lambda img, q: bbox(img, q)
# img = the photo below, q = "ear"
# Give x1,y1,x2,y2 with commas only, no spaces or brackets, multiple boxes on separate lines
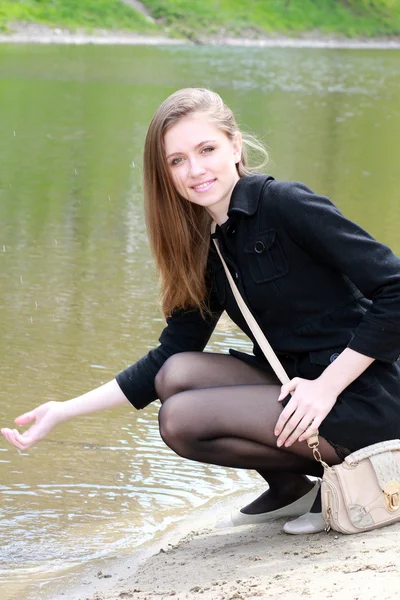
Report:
232,131,243,164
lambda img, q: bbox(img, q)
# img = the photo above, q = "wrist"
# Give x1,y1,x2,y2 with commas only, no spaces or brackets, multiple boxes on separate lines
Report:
60,398,82,422
316,371,344,397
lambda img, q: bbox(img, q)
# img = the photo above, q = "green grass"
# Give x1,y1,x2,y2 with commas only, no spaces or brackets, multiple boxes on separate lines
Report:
1,0,399,37
142,0,400,38
0,0,156,32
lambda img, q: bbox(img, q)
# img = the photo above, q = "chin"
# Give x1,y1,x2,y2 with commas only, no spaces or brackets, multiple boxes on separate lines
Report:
194,195,221,207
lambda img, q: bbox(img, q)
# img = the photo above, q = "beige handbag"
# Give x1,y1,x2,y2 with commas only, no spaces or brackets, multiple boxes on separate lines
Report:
212,224,400,534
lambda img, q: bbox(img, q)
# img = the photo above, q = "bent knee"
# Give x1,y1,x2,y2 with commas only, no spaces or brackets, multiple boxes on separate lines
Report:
158,395,193,455
155,353,194,402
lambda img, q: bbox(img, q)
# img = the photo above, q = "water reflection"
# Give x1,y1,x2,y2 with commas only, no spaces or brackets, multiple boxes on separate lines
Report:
0,43,399,599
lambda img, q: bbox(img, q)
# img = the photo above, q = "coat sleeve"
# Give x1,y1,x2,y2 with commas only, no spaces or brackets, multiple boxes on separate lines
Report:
271,180,400,363
115,280,224,410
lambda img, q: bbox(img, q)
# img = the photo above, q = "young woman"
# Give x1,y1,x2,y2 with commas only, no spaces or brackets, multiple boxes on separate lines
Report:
3,88,400,535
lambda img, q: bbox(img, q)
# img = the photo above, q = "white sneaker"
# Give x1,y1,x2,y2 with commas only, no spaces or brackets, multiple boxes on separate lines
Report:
216,481,320,529
283,511,326,535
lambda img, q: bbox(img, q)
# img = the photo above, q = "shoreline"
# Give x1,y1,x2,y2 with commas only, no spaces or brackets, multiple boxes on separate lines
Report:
50,487,400,600
1,24,400,48
23,481,400,600
41,489,263,600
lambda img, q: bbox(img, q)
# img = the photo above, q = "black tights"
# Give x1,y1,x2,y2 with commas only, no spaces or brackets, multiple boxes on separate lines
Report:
155,352,342,514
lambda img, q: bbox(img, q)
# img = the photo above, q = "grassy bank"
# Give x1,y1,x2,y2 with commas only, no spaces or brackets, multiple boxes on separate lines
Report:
1,0,400,38
144,0,400,38
0,0,156,33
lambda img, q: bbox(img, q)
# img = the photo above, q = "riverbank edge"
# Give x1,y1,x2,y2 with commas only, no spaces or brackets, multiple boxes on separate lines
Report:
38,480,400,600
71,488,400,600
43,488,262,600
1,23,400,48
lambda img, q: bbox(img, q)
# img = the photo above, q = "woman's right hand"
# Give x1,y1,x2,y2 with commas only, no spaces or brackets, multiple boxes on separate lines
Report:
2,380,129,451
1,401,66,450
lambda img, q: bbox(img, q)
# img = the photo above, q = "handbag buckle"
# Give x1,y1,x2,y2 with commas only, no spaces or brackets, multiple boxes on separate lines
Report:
307,432,330,469
384,480,400,512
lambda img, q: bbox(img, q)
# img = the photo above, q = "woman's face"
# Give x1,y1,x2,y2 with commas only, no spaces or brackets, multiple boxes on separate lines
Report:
164,112,242,223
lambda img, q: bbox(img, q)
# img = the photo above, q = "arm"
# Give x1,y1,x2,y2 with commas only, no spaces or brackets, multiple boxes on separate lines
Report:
115,268,224,408
2,267,223,450
317,347,375,397
1,379,128,451
272,181,400,446
274,180,400,362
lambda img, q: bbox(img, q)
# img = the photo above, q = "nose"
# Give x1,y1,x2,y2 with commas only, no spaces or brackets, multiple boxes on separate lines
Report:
189,157,206,177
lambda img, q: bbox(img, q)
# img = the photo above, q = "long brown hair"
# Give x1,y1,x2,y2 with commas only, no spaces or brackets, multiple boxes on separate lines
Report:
143,88,268,317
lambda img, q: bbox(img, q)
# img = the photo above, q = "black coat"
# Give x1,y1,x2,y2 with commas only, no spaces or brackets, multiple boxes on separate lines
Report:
117,175,400,449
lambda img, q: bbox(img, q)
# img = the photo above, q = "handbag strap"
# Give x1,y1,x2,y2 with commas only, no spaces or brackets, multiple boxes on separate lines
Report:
211,222,290,386
211,221,324,461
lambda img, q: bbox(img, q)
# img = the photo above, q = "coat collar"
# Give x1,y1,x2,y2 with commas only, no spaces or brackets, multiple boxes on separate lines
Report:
228,173,274,217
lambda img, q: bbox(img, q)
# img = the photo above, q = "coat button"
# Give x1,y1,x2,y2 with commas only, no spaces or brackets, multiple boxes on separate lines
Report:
225,224,236,235
254,241,266,253
330,353,340,363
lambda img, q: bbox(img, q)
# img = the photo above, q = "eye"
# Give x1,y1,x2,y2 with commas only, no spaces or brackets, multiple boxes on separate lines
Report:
170,157,184,166
201,146,215,154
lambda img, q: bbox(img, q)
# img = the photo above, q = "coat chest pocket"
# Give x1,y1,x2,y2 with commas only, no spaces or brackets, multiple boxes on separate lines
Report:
244,229,288,284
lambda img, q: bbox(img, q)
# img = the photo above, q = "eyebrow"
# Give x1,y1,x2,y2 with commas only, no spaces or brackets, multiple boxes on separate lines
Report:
166,140,217,160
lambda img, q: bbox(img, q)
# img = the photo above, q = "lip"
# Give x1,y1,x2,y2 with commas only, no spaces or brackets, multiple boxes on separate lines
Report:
191,179,216,193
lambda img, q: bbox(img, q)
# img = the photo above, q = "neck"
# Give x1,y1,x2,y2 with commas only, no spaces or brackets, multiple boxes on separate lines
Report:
206,206,229,226
206,176,239,225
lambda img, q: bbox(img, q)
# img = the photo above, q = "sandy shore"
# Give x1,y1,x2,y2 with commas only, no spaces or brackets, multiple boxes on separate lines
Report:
47,489,400,600
111,523,400,600
1,23,400,48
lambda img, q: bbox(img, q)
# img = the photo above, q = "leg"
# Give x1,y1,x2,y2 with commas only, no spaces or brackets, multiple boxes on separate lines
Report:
155,353,315,512
155,351,278,403
158,383,339,473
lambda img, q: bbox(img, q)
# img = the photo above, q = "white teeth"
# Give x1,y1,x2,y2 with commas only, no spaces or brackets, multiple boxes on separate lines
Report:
193,180,213,190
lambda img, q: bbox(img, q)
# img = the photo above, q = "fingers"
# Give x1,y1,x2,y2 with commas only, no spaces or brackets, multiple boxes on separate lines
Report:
275,377,337,448
274,377,321,447
1,427,30,450
14,410,37,426
2,410,37,450
274,393,299,439
278,378,300,402
281,415,321,448
275,379,303,438
1,426,35,450
275,399,322,447
275,403,305,447
298,417,322,443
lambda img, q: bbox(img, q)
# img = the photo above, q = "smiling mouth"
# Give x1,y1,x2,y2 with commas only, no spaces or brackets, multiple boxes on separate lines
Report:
191,179,216,192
